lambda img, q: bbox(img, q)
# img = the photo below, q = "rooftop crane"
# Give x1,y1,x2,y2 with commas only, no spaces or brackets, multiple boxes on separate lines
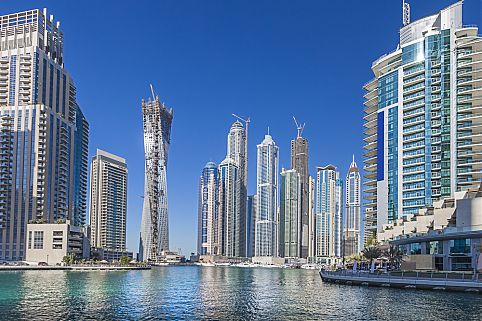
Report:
293,116,305,138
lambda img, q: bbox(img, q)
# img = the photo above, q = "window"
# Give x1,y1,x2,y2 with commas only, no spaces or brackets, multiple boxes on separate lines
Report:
410,242,422,255
52,244,62,250
33,231,43,249
449,239,471,254
28,231,32,249
53,231,63,236
427,241,442,255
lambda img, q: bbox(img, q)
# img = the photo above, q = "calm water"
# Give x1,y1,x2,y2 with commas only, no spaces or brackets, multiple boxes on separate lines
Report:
0,266,481,320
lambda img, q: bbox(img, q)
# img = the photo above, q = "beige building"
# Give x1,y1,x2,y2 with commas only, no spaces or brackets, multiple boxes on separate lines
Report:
89,149,128,252
25,221,90,265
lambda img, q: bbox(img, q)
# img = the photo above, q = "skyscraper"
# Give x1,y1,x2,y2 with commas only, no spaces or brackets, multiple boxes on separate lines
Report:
254,134,279,257
279,168,301,258
89,149,128,252
218,157,239,257
0,9,89,261
72,105,89,227
345,156,361,257
307,175,316,259
246,194,257,258
290,122,309,258
363,1,482,242
226,120,248,257
315,165,343,259
197,162,220,256
139,95,173,262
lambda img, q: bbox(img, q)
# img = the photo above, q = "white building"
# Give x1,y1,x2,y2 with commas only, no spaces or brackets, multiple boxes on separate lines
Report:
363,1,482,243
254,134,279,257
219,157,240,257
345,156,361,256
316,165,343,259
308,175,316,259
89,149,128,252
139,96,173,262
0,9,89,261
25,221,90,265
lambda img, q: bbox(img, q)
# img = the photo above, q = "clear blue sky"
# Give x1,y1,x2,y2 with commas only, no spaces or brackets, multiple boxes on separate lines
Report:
3,0,481,255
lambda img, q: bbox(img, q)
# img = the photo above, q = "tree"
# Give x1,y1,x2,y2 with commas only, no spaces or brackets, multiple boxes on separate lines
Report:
383,245,405,271
62,255,74,265
366,236,379,247
362,246,382,267
120,256,130,265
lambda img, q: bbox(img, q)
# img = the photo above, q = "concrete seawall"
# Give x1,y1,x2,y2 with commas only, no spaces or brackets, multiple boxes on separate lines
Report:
320,271,482,293
0,265,151,271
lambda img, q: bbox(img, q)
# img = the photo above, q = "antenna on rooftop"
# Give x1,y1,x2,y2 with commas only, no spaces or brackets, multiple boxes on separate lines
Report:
293,116,305,138
150,83,156,101
403,0,410,26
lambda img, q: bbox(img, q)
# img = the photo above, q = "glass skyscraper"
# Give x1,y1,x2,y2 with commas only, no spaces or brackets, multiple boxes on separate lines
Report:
0,9,89,261
279,168,301,258
363,1,482,242
254,134,279,257
139,96,173,262
246,194,257,258
197,161,220,256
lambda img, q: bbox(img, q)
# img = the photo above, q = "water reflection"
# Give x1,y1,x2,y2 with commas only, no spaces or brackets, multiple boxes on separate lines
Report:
0,267,481,320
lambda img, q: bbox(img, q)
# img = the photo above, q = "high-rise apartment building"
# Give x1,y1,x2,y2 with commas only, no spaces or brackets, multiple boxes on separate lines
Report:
72,105,89,227
307,175,316,258
279,168,301,258
139,96,173,261
197,162,220,256
89,149,127,252
315,165,343,259
225,120,248,257
246,194,257,258
345,156,361,256
218,157,239,257
254,134,279,257
290,125,309,258
0,9,89,261
363,1,482,241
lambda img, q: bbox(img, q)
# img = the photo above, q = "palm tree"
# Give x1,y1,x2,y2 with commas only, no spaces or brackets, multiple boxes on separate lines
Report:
383,245,405,271
362,246,382,270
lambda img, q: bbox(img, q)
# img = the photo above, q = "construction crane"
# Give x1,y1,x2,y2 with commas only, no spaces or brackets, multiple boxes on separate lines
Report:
150,83,157,101
293,116,305,138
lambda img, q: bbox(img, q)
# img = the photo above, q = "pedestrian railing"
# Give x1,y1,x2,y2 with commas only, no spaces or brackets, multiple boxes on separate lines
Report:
321,270,482,283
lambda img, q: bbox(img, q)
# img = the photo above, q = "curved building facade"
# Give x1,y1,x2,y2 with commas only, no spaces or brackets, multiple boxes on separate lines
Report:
139,96,173,262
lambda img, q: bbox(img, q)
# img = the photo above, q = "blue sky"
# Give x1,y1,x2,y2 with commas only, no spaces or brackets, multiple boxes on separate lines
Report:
4,0,481,255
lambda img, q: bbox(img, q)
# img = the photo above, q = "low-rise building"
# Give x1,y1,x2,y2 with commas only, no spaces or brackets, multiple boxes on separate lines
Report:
25,221,90,265
93,248,133,262
379,186,482,272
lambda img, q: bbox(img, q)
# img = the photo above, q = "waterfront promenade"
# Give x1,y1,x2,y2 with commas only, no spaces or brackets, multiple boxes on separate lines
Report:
0,265,150,271
320,270,482,293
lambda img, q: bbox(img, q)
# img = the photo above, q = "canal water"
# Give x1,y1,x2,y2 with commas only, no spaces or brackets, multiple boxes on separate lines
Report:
0,266,480,320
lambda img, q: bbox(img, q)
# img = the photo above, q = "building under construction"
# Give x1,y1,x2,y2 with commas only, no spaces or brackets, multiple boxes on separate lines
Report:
139,92,173,262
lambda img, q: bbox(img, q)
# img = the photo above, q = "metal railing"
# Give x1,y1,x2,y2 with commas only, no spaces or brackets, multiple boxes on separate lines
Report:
321,270,482,282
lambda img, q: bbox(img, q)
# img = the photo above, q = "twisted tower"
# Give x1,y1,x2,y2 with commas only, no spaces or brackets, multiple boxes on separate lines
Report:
139,94,173,262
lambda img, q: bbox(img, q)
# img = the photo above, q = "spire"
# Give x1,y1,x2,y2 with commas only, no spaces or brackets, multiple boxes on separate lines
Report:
403,0,410,26
349,155,358,170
